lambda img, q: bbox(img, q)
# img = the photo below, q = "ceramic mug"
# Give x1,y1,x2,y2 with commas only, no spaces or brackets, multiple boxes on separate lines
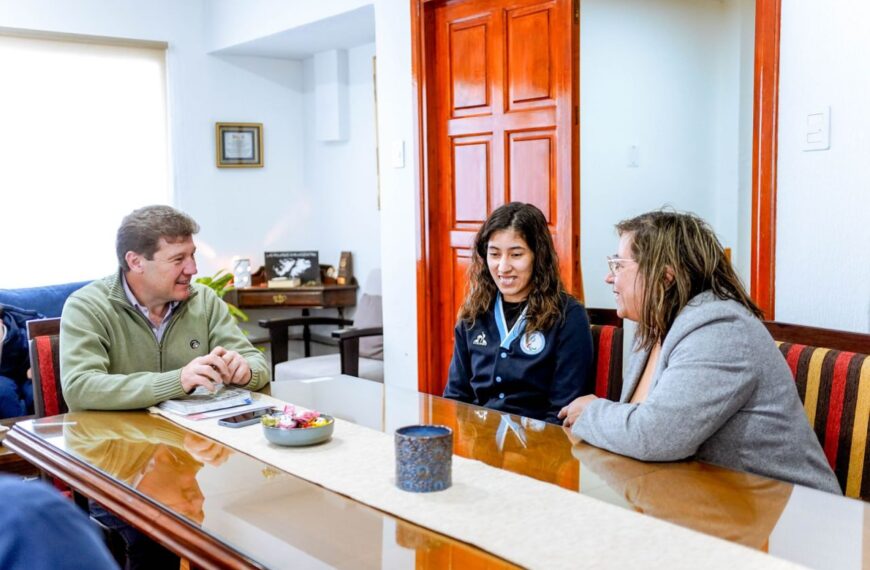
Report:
394,424,453,492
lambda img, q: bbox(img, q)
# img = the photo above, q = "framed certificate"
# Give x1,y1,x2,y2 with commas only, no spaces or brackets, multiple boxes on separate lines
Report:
216,122,263,168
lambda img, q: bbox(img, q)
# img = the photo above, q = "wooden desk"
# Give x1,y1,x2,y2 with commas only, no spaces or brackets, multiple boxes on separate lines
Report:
227,284,358,358
225,284,357,319
5,383,868,569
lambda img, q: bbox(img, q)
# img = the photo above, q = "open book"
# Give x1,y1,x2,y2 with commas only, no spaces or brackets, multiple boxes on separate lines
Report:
157,386,251,416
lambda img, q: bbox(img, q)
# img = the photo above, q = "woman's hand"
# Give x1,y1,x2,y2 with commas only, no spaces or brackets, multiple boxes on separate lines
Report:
558,395,599,428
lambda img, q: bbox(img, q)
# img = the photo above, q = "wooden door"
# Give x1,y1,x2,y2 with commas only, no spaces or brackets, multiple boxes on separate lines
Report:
416,0,581,395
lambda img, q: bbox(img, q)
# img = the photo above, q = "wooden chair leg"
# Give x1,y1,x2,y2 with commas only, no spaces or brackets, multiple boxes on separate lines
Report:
301,309,312,357
266,326,289,379
73,489,89,512
339,337,361,377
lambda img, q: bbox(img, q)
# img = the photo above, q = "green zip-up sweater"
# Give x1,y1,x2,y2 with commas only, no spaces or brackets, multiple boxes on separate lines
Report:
60,272,269,411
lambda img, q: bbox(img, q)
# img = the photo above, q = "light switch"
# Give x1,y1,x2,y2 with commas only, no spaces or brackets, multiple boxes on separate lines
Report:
391,140,405,169
802,106,831,151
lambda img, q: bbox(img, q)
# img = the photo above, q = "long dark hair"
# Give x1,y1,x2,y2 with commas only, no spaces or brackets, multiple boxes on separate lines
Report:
458,202,567,333
616,210,763,351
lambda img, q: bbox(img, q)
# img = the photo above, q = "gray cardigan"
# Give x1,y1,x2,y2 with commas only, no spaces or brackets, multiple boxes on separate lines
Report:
573,291,841,494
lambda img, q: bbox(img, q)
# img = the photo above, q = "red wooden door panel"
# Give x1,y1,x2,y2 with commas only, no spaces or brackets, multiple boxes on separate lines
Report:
421,0,580,395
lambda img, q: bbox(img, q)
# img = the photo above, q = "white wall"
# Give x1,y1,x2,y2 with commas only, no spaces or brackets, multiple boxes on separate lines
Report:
776,0,870,333
732,0,756,289
205,0,371,53
370,1,419,390
182,54,305,276
0,0,307,281
1,0,410,386
579,0,755,309
302,43,381,296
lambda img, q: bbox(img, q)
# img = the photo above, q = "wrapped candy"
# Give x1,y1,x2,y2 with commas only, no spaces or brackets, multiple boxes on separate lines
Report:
262,405,326,430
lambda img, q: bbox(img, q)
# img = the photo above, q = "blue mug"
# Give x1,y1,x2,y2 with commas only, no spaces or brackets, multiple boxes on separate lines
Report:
395,425,453,492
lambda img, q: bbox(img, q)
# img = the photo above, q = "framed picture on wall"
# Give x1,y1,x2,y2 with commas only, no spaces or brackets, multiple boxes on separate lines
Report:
216,122,263,168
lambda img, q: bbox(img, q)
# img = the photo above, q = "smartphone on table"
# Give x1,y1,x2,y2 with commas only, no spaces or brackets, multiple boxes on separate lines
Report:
218,408,276,428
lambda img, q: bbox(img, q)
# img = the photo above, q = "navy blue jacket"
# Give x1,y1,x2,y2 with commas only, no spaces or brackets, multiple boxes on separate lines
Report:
444,294,593,423
0,305,42,383
0,476,118,569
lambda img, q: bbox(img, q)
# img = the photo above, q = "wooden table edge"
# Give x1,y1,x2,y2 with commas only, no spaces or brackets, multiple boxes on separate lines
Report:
4,423,266,570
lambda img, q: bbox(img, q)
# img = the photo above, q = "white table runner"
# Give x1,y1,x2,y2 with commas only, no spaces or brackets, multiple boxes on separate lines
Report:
152,394,802,570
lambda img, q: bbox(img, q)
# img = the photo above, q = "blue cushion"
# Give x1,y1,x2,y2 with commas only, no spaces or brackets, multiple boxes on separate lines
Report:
0,281,91,318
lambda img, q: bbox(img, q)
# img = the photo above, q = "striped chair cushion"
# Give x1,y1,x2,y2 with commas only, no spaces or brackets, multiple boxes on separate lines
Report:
776,341,870,499
29,334,68,418
591,325,624,401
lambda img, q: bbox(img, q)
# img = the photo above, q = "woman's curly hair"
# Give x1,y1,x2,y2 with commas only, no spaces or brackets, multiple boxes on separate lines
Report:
458,202,568,334
617,210,762,351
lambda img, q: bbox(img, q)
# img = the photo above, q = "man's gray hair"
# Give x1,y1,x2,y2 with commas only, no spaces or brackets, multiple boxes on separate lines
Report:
116,205,200,271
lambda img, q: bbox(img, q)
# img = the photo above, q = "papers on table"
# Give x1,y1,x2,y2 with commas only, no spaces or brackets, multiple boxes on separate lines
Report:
157,386,251,416
185,401,276,421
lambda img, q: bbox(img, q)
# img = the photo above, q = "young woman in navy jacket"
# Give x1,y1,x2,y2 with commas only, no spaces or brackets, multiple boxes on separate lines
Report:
443,202,594,424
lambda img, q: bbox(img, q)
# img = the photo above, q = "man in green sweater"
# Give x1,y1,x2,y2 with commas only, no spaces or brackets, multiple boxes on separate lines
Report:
61,205,270,412
61,205,269,568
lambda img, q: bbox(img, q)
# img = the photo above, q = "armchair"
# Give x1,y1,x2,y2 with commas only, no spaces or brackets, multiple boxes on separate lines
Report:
0,280,90,418
260,270,384,382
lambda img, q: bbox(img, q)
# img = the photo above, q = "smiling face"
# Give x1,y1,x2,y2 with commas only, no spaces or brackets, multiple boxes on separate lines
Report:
487,229,534,302
126,235,197,308
606,232,643,321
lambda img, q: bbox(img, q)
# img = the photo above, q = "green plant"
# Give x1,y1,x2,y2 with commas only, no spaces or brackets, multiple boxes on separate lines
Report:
195,270,249,323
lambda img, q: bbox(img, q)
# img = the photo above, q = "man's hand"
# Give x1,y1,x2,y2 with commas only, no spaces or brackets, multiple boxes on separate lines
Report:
212,346,252,386
558,395,599,428
180,352,230,393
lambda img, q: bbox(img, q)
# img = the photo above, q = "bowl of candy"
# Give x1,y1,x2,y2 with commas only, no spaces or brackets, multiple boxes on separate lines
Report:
261,405,334,447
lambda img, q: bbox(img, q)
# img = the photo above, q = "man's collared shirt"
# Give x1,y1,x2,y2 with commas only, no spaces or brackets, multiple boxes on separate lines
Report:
121,275,179,342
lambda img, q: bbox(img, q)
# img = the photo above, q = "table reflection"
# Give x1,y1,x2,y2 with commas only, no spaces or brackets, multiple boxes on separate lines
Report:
573,444,793,549
28,411,516,569
423,397,580,490
62,412,231,524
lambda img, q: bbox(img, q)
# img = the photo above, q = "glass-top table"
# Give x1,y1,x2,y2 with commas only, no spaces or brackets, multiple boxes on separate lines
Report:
5,376,868,569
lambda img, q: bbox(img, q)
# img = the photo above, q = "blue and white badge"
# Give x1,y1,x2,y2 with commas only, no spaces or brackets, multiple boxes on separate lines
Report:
520,331,545,355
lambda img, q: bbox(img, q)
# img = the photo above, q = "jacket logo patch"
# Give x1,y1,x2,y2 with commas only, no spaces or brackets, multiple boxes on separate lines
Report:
472,332,488,347
190,339,201,349
520,331,545,355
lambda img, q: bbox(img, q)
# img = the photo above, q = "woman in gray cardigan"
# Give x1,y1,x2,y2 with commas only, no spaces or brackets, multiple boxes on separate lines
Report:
559,211,840,494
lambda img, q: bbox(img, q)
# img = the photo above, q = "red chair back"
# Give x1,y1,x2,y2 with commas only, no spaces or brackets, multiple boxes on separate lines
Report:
26,318,67,418
590,324,624,401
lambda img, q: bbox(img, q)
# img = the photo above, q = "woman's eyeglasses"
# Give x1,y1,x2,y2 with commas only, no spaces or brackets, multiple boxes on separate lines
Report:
606,256,636,276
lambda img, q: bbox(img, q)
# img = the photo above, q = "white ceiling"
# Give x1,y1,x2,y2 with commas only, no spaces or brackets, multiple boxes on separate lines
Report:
213,5,375,60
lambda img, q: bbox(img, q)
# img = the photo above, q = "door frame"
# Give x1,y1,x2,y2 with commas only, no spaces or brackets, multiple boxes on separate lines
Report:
411,0,781,392
750,0,781,320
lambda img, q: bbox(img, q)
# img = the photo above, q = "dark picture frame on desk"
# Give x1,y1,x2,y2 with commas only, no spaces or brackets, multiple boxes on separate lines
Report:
215,122,263,168
265,251,321,287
